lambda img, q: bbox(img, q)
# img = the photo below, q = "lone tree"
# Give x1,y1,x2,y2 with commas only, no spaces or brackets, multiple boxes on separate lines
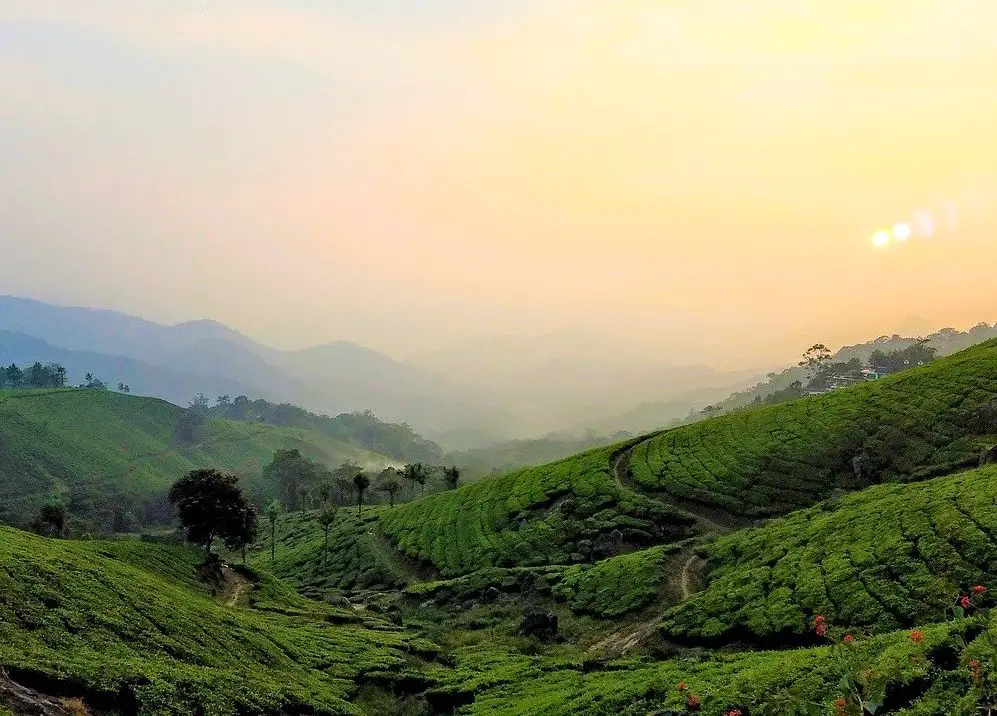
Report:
443,465,461,491
378,469,403,508
168,469,256,558
353,472,371,516
35,500,67,537
316,507,337,557
799,343,832,387
263,499,282,563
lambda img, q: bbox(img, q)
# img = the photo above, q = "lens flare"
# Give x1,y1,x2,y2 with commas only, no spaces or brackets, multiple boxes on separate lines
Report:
892,223,911,241
871,229,891,247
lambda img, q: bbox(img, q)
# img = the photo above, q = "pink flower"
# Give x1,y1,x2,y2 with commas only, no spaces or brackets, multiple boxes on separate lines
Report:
960,595,972,609
973,585,987,595
814,614,827,637
843,634,854,644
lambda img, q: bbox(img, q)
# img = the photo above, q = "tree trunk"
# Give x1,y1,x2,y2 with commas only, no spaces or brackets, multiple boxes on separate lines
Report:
270,523,276,563
389,493,395,508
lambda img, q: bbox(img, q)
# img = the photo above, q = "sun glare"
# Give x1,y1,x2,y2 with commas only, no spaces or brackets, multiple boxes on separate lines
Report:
892,223,912,241
871,229,891,248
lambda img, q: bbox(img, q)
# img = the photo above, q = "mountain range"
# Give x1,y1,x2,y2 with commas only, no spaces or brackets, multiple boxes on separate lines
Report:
0,295,763,446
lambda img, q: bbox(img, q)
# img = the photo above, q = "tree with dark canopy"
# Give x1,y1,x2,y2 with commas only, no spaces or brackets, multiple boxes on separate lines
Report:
378,468,403,507
34,501,67,537
443,465,461,491
353,472,371,516
168,469,257,558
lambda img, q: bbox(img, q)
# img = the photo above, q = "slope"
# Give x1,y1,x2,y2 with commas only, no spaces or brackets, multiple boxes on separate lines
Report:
379,443,697,577
0,527,430,716
0,388,392,525
624,338,997,517
660,462,997,644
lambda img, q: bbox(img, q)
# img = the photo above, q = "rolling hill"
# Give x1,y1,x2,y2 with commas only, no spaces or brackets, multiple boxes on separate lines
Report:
0,528,432,715
0,388,392,528
660,462,997,645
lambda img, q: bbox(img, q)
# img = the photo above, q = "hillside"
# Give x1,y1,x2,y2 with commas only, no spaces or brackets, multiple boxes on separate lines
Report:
659,462,997,645
0,528,432,715
621,338,997,518
0,389,392,528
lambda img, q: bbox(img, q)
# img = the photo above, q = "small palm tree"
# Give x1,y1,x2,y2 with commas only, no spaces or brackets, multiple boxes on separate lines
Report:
264,499,282,563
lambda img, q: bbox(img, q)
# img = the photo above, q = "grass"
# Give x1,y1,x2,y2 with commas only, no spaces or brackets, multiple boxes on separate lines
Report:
251,508,417,599
625,338,997,516
0,527,433,715
378,444,696,577
551,544,685,618
659,462,997,645
0,389,390,525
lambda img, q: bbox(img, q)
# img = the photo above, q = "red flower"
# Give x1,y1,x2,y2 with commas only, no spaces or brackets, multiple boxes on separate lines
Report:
909,630,924,643
960,595,972,609
843,634,854,644
814,614,827,637
728,710,743,716
973,585,987,595
834,697,848,716
677,681,687,692
686,693,701,711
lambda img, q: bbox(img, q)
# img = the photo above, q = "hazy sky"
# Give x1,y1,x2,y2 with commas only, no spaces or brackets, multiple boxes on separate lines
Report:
2,1,996,366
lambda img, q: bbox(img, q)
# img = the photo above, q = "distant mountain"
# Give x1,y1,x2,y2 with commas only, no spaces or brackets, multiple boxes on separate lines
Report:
0,296,513,442
0,331,260,406
408,328,767,435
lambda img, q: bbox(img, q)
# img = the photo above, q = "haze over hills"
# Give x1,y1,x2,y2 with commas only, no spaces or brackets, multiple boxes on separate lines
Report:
0,295,767,446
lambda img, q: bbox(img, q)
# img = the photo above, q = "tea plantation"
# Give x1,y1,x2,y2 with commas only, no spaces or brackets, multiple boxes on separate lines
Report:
660,463,997,644
427,618,974,715
0,389,389,523
378,443,696,577
0,527,432,715
625,339,997,516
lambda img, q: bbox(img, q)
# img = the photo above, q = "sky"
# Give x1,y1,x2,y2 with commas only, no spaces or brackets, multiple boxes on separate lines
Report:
2,0,996,367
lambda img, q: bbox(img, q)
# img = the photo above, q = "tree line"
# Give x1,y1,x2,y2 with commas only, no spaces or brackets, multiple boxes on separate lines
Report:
0,361,130,392
184,393,444,464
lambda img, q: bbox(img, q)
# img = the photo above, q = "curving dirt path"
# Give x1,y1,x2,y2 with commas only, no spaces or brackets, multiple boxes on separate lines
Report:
678,553,701,599
219,565,250,607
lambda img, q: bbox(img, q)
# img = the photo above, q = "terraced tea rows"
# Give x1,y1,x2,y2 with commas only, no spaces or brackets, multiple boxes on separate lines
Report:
0,528,429,715
379,444,696,577
428,618,969,715
660,463,997,644
626,339,997,516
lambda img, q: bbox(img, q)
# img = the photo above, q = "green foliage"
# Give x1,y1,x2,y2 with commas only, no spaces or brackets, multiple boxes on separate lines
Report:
426,622,958,715
0,361,67,389
252,509,414,597
627,339,997,516
0,389,390,529
0,527,425,715
380,444,696,577
660,464,997,644
206,398,444,464
552,545,682,618
169,469,258,554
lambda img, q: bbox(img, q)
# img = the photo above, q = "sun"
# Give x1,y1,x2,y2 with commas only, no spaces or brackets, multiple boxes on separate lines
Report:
892,223,912,241
871,229,891,248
